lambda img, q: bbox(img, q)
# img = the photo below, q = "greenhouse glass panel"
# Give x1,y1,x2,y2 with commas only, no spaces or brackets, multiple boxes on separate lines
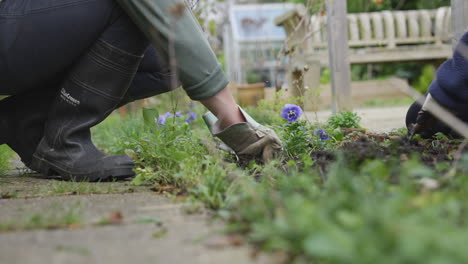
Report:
230,4,297,42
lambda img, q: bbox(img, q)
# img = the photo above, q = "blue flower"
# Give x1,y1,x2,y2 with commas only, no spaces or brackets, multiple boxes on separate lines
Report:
157,115,167,125
186,111,197,124
189,103,195,108
281,104,303,123
157,112,174,127
314,128,330,141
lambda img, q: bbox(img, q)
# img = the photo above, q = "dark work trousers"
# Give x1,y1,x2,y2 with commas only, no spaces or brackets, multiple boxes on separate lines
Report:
0,0,171,100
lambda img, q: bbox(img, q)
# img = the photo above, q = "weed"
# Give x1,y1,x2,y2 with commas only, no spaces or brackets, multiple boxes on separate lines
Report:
152,227,168,239
327,111,361,129
0,145,14,176
43,181,120,196
0,203,82,232
90,97,468,263
134,216,163,225
227,157,468,263
280,120,314,158
55,245,91,256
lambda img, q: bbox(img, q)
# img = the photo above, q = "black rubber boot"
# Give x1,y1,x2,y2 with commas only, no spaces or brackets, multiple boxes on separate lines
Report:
31,40,143,181
1,47,170,171
0,117,7,146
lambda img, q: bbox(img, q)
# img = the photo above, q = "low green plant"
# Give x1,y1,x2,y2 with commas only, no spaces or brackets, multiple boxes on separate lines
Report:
227,156,468,263
94,105,235,211
327,111,361,129
320,67,331,84
414,64,435,94
246,90,302,126
433,132,450,141
55,246,91,256
128,108,207,187
91,96,468,263
0,145,14,176
280,120,313,157
190,158,239,210
42,181,122,196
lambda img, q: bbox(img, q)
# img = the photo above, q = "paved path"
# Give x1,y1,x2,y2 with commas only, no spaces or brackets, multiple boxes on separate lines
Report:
0,191,259,264
0,174,267,264
305,105,409,133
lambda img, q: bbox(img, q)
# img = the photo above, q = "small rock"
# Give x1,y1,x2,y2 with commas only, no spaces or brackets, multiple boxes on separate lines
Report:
419,178,440,191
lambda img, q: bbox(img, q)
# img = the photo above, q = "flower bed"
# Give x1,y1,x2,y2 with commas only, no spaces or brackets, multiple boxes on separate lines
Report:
92,100,468,263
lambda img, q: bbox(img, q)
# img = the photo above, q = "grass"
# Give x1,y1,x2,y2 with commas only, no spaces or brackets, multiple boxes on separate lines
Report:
40,181,130,196
360,97,414,108
226,156,468,263
0,202,82,232
90,95,468,263
55,245,91,256
0,145,14,176
0,176,139,199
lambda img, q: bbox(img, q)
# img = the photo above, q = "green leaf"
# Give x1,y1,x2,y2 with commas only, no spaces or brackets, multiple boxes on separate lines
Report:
142,108,159,128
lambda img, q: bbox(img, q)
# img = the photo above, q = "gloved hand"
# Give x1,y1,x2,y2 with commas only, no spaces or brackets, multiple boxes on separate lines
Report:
409,95,437,138
408,94,454,138
203,107,282,162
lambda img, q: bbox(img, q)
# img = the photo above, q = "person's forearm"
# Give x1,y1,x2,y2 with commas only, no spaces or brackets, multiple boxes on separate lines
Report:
200,86,245,130
115,0,245,128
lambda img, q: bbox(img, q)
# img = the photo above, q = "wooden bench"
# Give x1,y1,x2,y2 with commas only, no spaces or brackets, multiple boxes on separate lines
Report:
275,5,453,108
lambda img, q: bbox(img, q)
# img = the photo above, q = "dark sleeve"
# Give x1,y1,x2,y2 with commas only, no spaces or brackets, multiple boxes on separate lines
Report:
429,31,468,111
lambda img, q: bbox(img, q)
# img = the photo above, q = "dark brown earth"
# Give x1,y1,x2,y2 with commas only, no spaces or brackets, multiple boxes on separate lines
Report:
311,134,466,173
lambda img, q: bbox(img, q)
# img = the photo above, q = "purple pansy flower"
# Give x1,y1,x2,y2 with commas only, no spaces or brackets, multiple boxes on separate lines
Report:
186,111,197,124
314,128,330,141
157,112,174,127
157,110,198,127
157,112,173,126
157,115,167,125
189,103,195,108
281,104,303,123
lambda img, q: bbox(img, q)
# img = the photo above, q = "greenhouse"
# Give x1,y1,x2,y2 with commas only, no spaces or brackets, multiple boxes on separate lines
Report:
223,3,298,88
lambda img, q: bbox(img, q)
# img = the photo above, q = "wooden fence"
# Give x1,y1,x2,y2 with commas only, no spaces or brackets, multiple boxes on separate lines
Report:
276,0,468,112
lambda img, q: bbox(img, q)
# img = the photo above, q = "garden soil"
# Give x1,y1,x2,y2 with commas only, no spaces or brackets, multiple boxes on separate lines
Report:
312,133,465,170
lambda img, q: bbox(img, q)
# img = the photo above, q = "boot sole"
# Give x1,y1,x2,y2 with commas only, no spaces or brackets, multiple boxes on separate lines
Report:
31,154,135,182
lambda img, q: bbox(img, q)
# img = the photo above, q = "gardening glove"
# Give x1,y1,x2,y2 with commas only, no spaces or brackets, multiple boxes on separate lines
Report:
409,93,455,138
409,94,438,138
203,107,283,162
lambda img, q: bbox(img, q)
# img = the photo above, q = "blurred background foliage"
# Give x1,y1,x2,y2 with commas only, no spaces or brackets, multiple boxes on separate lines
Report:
266,0,449,93
207,0,451,93
257,0,450,12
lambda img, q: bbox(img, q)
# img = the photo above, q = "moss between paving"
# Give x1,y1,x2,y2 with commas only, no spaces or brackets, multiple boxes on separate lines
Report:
0,171,268,264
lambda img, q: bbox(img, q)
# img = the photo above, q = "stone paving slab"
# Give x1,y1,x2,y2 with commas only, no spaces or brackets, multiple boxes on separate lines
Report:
0,175,144,198
0,190,263,264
